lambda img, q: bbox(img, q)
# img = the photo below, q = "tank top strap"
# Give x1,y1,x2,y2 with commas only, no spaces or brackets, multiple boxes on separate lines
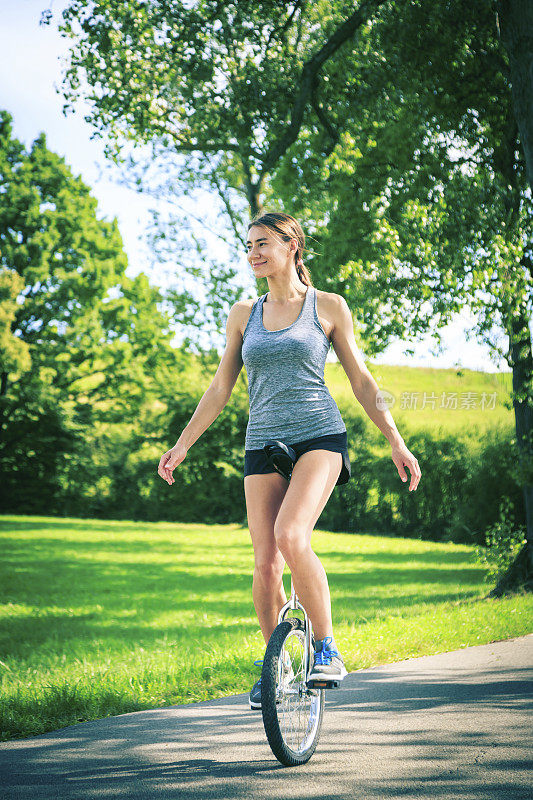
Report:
242,294,265,342
257,293,269,324
301,285,315,323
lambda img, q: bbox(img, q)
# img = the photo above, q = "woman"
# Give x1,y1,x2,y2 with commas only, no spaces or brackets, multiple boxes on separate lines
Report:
158,211,421,711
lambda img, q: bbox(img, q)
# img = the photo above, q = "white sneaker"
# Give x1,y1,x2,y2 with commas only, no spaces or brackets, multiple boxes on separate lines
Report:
308,636,347,682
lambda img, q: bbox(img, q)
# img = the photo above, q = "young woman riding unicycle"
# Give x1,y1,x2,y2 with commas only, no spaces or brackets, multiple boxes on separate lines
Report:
157,211,421,715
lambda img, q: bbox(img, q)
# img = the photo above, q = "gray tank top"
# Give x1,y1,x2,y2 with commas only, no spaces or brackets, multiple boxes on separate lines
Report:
241,285,346,450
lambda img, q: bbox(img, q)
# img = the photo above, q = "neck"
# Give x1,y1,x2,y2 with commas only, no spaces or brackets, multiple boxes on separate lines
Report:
265,278,308,304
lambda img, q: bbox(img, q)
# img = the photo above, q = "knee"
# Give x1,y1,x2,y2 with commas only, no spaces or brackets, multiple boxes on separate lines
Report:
254,554,285,586
273,523,307,561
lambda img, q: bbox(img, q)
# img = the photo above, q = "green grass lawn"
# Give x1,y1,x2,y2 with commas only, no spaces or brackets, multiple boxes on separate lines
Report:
326,361,513,438
1,514,531,741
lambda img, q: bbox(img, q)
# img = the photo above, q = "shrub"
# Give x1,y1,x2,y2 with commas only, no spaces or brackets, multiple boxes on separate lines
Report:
474,496,527,581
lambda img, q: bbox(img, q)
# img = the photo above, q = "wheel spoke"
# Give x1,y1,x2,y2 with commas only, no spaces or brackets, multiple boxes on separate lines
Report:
276,628,322,754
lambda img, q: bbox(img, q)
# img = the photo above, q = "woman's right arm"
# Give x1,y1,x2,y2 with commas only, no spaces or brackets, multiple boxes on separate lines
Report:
157,301,249,485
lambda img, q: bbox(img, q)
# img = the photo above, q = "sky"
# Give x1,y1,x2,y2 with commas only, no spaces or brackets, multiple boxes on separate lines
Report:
0,0,512,372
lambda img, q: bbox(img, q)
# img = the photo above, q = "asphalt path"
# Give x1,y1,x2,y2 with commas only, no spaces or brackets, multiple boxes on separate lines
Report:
1,634,531,799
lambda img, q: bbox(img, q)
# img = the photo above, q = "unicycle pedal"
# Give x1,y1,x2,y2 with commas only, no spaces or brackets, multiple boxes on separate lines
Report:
306,678,341,689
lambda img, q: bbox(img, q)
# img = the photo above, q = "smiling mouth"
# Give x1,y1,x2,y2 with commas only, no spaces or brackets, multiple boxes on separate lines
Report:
253,262,266,267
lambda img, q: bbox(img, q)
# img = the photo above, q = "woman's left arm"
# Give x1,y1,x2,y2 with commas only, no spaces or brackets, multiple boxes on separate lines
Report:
329,294,421,492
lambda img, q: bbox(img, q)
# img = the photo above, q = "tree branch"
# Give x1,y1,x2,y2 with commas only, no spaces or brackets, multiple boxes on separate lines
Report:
310,73,340,156
169,135,245,155
264,0,306,52
210,169,247,248
260,0,390,177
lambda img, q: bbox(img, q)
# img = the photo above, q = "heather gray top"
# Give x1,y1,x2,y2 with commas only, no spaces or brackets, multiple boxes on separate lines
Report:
241,285,346,450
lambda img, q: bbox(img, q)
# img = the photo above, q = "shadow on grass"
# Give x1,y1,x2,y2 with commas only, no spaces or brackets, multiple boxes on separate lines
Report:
1,533,487,661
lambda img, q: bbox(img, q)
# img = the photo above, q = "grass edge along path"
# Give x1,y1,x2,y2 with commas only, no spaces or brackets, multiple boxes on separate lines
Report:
0,515,532,741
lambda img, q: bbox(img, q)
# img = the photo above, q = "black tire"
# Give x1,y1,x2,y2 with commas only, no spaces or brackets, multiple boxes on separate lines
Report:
261,617,325,766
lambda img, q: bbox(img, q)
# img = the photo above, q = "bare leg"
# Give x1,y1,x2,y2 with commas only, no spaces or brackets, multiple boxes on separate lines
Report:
282,544,332,640
244,472,290,646
273,448,343,641
252,560,288,645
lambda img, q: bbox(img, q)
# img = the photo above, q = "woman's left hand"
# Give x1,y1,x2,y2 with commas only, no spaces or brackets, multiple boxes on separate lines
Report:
391,442,421,492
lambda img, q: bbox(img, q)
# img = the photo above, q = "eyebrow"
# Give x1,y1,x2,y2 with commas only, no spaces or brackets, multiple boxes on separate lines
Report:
246,237,268,245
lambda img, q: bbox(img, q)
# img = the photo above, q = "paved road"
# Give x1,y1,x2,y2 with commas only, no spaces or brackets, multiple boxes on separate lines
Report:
1,635,532,799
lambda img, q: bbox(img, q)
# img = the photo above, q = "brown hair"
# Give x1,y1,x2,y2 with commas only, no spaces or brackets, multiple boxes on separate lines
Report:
247,211,313,287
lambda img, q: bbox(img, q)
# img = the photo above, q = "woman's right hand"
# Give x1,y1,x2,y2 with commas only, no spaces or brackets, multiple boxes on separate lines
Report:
157,443,188,486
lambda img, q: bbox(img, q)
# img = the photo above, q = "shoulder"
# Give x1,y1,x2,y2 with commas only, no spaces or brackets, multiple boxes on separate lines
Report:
311,289,347,341
315,289,349,322
227,297,260,337
314,289,346,306
231,298,257,313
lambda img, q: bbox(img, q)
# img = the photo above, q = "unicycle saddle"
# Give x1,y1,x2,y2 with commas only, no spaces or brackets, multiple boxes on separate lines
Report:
262,440,297,481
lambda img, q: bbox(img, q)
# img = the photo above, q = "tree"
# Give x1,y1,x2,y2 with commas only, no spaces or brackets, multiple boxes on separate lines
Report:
490,0,533,591
0,110,179,510
50,0,391,353
297,0,532,592
52,1,532,589
0,268,30,388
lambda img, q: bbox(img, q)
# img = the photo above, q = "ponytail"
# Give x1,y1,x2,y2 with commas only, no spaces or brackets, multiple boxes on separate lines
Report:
296,256,312,287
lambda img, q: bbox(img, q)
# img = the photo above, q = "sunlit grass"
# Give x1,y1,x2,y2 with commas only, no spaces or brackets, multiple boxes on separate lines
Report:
327,361,512,438
1,514,531,741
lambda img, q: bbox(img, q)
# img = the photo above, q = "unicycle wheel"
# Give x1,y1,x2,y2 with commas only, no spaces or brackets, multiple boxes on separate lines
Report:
260,617,325,766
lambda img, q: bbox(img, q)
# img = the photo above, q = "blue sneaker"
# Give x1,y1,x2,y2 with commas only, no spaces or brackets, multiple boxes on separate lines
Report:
249,659,263,710
249,652,294,710
308,636,347,683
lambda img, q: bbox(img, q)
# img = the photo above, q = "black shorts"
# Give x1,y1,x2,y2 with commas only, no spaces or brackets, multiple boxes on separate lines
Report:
244,430,351,486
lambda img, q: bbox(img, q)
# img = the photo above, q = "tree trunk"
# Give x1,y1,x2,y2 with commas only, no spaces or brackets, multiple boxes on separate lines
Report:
496,0,533,194
488,0,533,596
0,371,8,441
490,304,533,596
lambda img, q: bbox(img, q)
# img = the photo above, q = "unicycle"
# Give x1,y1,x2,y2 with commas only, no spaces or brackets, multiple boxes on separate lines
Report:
258,439,341,766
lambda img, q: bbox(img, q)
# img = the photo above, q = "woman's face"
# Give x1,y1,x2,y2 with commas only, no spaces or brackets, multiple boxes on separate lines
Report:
246,225,295,277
